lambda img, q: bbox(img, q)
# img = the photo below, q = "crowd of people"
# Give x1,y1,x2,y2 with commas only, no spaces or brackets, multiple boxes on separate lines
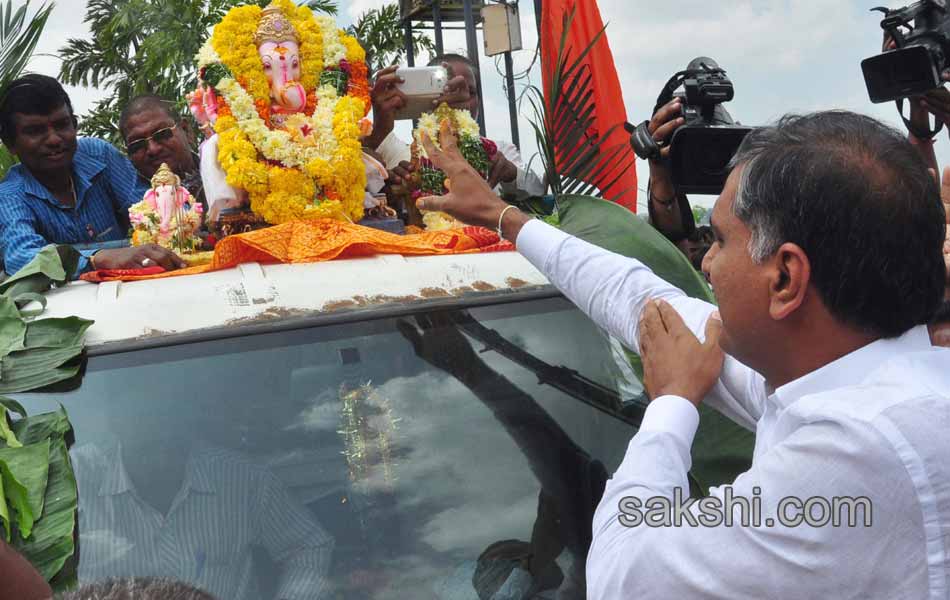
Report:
1,19,950,600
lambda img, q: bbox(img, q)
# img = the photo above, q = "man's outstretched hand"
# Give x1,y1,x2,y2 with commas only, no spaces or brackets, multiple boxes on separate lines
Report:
416,120,530,241
639,300,724,406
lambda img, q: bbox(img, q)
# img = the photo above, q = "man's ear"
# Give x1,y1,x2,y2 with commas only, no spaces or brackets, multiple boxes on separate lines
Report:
768,242,810,321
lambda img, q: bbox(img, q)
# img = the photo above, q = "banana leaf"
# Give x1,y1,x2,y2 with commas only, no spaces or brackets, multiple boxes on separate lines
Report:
0,245,81,308
0,348,83,394
11,408,77,586
24,318,94,350
0,440,49,540
556,194,753,491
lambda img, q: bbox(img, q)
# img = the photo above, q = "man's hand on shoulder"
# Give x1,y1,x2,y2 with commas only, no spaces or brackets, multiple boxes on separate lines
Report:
639,299,724,406
93,244,187,271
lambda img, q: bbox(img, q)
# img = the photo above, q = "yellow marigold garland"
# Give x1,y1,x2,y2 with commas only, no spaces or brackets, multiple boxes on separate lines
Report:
202,1,368,225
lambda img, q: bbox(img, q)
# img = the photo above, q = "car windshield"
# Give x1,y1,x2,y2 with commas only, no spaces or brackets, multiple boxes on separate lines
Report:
16,296,644,599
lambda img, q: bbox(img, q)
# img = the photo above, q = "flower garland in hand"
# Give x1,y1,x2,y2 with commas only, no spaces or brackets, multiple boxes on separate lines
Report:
410,104,498,230
195,0,371,225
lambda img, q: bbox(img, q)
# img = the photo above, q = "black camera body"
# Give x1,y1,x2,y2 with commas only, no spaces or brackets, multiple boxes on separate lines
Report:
862,0,950,104
629,57,752,195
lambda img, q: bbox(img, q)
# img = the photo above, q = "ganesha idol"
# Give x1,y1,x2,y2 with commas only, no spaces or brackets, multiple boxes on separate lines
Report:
128,163,204,254
192,0,390,234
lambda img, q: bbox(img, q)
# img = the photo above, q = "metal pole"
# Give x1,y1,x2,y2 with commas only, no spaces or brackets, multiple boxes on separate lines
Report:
432,1,444,56
504,51,519,149
462,0,487,135
404,19,416,67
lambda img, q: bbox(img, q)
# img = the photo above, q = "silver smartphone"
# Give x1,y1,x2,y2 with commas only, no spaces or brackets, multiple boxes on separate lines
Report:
393,66,449,121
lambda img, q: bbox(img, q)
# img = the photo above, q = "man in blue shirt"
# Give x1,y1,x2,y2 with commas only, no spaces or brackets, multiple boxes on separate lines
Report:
0,75,187,276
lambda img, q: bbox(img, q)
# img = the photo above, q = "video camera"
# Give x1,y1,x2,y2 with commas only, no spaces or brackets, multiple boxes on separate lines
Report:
862,0,950,107
628,57,752,195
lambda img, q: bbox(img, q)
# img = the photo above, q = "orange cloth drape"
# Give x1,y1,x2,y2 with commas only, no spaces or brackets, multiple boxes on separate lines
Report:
541,0,637,211
80,220,513,283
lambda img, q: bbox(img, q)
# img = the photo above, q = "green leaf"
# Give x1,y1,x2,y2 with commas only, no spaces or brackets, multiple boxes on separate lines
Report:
0,453,36,541
557,194,753,490
0,318,27,358
11,438,76,585
11,409,77,585
0,408,21,448
0,245,73,304
0,440,50,540
24,318,94,350
0,346,83,394
0,397,26,417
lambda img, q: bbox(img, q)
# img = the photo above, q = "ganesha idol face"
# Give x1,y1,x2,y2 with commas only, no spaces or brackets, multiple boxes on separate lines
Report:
147,184,190,232
259,41,306,113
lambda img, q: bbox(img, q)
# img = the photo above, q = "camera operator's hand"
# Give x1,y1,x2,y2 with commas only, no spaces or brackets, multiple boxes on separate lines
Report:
434,62,473,109
920,73,950,137
366,65,407,150
416,120,530,241
646,98,685,201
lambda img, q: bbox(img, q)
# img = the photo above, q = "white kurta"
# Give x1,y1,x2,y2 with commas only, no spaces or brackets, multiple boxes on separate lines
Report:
516,218,950,600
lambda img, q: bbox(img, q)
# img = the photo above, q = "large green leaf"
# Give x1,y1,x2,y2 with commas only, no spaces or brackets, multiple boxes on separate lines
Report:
0,346,84,394
24,318,94,350
0,246,79,301
11,409,77,586
0,440,49,541
0,408,21,448
557,194,754,490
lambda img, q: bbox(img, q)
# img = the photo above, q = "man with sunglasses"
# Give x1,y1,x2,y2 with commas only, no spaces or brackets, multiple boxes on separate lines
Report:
119,94,205,213
0,75,186,276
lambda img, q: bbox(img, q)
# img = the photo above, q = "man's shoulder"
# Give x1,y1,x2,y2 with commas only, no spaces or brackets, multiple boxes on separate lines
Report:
76,137,119,160
0,165,31,206
790,348,950,427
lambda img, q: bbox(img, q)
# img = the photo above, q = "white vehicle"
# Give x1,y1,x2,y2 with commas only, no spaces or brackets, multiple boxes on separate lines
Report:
16,252,741,599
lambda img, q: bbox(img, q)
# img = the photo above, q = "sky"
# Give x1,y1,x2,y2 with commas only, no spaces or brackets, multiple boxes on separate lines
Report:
25,0,939,210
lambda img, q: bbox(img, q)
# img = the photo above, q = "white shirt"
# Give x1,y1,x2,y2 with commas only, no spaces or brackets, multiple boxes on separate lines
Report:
516,218,950,600
375,131,548,197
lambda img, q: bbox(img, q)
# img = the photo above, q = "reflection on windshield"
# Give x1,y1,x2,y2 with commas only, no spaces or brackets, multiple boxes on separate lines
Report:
16,298,637,599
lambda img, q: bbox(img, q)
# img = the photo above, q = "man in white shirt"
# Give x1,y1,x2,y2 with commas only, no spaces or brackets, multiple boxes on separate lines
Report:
415,111,950,598
365,54,546,198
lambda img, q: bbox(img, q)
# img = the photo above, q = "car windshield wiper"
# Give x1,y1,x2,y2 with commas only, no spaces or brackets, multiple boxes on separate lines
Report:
451,311,645,426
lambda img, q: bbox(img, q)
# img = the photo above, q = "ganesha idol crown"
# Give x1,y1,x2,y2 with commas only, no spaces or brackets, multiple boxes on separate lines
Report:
254,1,300,46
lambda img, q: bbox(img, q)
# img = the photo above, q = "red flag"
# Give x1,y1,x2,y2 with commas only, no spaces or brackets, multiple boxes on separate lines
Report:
541,0,638,211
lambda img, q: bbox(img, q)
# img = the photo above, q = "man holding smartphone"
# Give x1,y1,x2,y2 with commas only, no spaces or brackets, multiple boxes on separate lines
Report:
365,55,546,198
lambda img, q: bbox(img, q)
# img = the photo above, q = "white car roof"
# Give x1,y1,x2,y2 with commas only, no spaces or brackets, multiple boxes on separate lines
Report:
40,252,552,352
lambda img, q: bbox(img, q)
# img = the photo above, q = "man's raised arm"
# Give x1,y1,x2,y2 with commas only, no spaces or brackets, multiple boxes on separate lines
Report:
415,122,763,429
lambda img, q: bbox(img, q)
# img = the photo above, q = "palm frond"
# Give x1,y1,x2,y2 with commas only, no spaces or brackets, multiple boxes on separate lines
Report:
0,1,55,92
526,7,637,206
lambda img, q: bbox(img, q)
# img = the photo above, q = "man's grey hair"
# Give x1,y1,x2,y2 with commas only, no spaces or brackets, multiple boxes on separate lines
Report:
717,110,946,339
57,578,217,600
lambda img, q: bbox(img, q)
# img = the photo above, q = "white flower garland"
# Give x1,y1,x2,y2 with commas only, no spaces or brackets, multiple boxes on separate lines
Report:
215,77,341,169
197,39,220,70
316,16,347,66
413,106,482,157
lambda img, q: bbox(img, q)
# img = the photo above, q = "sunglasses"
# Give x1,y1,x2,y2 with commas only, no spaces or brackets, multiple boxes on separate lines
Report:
126,124,177,155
